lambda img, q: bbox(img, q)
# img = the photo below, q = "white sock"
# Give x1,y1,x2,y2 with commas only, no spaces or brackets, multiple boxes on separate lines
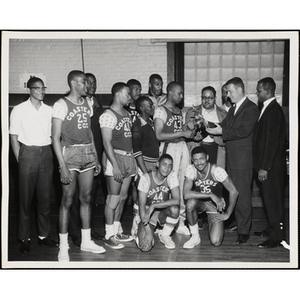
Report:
189,223,199,236
114,221,122,234
105,224,114,240
59,233,69,247
162,217,178,236
81,228,91,244
179,219,186,227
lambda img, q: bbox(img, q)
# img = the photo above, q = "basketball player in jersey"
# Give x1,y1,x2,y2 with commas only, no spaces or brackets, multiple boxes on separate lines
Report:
100,82,137,249
136,154,180,252
52,70,105,262
144,73,167,108
154,81,195,236
183,146,238,248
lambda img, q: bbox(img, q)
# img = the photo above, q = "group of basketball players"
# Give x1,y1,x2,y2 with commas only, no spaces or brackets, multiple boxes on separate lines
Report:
10,70,286,262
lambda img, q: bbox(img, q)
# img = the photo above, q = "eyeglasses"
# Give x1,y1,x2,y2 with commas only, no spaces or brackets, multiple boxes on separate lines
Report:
201,96,215,101
29,87,47,91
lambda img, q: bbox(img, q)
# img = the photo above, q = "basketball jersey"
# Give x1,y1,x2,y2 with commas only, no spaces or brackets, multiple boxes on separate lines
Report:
126,105,139,124
108,107,133,152
162,106,184,134
60,97,92,146
185,163,227,198
138,170,179,206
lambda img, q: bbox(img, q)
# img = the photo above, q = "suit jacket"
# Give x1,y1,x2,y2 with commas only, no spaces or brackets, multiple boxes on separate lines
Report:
220,98,259,170
253,99,286,172
91,99,105,159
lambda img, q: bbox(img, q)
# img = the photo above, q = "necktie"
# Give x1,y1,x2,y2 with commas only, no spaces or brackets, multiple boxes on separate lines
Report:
232,104,236,115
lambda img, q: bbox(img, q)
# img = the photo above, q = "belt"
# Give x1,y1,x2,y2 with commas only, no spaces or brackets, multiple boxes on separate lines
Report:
66,143,92,147
21,144,51,148
114,149,133,156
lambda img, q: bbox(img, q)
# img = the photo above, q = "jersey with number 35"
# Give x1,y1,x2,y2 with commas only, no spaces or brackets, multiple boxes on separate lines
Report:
185,163,228,198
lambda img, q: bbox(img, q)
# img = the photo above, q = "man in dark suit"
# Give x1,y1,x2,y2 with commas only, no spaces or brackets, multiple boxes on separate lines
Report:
207,77,259,244
253,77,287,248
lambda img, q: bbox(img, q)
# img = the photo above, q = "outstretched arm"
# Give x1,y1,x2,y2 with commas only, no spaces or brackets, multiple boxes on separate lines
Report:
138,191,154,251
154,117,194,142
183,176,225,212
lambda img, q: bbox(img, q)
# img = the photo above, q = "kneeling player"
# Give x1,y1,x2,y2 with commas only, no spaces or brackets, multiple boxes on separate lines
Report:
136,154,180,251
183,146,238,248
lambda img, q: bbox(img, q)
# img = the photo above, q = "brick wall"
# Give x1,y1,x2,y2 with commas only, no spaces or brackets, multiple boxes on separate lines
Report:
9,39,168,94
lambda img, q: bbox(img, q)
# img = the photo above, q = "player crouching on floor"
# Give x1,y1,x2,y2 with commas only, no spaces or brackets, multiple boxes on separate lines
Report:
183,146,239,248
136,154,180,251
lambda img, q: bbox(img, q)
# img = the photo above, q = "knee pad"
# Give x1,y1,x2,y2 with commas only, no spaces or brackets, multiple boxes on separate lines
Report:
106,195,120,210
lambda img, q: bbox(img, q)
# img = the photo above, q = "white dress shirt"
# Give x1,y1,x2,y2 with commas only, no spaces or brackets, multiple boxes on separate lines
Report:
9,99,53,146
234,96,247,115
258,97,276,120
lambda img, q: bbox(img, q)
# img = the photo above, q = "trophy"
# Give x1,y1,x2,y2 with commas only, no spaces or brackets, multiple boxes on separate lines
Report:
190,105,217,138
191,106,209,138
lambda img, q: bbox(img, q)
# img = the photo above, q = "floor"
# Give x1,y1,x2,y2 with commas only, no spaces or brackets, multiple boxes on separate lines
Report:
4,200,293,269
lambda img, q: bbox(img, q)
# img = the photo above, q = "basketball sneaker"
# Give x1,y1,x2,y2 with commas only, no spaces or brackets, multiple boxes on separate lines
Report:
176,223,191,236
115,233,134,242
58,245,70,262
159,233,176,250
81,240,106,254
183,234,201,249
104,235,124,249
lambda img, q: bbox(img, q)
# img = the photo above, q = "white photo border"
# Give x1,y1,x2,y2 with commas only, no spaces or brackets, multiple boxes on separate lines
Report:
1,30,298,269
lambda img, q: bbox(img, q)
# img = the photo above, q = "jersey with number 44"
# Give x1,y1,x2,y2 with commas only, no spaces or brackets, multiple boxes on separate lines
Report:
138,170,179,206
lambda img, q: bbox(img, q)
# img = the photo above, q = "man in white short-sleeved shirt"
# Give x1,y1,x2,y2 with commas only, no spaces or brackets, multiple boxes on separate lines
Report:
10,77,58,254
183,146,238,249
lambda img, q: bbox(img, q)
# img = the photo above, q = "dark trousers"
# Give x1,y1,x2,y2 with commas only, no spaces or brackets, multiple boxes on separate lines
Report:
202,142,218,165
227,166,253,235
259,167,286,241
18,145,53,240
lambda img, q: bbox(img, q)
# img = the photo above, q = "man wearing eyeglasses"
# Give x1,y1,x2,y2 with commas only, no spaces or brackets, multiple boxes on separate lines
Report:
185,86,227,168
10,77,58,254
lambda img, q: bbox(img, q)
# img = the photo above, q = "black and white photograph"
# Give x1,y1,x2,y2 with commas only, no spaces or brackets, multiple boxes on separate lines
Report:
1,31,298,272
